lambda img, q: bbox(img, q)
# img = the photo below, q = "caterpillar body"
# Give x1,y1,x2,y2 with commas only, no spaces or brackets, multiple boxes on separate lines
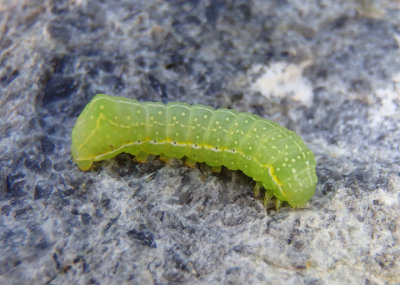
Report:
71,94,317,207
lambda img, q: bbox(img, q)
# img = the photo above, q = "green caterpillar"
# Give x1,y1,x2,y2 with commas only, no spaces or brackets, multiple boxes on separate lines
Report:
71,94,317,208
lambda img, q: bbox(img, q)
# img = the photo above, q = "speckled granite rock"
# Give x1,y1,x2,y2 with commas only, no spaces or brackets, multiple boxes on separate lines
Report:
1,1,399,284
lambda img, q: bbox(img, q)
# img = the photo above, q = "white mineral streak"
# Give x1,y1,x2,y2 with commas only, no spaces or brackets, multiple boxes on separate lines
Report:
250,61,314,107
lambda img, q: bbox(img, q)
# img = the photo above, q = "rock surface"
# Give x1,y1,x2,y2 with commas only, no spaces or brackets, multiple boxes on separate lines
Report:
1,1,399,284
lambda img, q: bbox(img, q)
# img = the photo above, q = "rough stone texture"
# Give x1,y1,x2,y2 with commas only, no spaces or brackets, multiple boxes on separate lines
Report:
1,0,399,284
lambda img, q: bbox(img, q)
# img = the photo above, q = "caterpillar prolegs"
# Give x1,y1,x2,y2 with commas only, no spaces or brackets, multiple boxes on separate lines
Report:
71,94,317,207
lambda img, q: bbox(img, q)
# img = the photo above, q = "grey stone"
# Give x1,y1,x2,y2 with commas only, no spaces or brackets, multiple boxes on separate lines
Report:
0,0,399,284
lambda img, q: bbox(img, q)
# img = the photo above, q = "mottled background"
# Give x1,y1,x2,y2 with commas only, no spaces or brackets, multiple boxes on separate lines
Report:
1,1,399,284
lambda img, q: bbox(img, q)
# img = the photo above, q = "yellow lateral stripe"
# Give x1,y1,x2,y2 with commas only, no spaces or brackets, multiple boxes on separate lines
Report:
75,137,284,192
